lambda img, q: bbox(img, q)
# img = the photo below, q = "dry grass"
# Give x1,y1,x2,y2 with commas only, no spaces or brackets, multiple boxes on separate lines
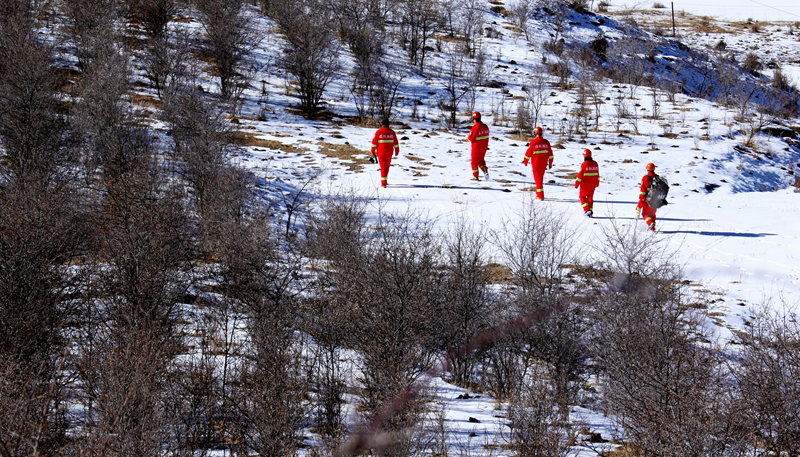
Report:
486,263,514,284
130,93,162,109
601,444,642,456
567,264,615,282
317,142,371,172
229,131,309,154
405,154,433,165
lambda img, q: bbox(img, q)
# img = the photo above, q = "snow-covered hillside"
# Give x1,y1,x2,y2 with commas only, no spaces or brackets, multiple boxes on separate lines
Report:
201,3,799,453
6,0,796,454
232,3,799,322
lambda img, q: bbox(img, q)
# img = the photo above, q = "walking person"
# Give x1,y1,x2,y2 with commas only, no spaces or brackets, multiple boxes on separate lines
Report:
575,149,599,217
636,162,659,231
466,111,490,181
522,126,553,200
370,119,400,188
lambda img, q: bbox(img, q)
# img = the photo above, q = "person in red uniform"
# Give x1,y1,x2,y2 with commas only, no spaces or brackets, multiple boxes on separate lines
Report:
370,119,400,187
575,149,599,217
466,111,490,181
522,126,553,200
636,162,658,231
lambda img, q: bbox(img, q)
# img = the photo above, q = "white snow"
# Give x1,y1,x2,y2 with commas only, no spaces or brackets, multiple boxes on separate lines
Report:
608,0,800,22
147,1,800,454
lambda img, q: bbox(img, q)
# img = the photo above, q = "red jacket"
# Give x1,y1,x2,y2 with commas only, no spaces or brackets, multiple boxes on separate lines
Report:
524,135,553,168
468,121,490,153
638,170,657,208
576,158,599,188
371,126,399,157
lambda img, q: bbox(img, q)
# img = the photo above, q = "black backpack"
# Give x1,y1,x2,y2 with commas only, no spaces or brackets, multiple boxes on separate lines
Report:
646,174,670,208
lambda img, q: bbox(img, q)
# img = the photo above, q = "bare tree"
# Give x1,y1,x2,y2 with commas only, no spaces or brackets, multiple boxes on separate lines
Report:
123,0,178,39
438,44,470,128
507,368,575,457
398,0,440,71
272,0,342,118
161,85,234,214
79,137,192,457
522,66,552,131
214,202,309,456
0,11,84,455
508,0,534,41
495,201,577,299
455,0,484,58
439,215,493,388
733,305,800,457
492,203,586,408
0,184,84,457
195,0,262,100
317,205,444,454
141,21,192,98
71,49,149,183
62,0,121,69
464,49,488,114
591,221,739,457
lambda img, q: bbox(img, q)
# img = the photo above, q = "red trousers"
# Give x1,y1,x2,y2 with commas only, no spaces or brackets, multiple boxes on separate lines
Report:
532,164,547,199
471,148,487,178
641,202,657,229
579,185,597,212
378,153,393,186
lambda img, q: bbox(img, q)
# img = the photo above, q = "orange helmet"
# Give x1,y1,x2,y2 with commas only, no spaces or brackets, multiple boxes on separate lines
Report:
533,126,543,136
646,163,656,171
583,149,592,158
472,111,481,119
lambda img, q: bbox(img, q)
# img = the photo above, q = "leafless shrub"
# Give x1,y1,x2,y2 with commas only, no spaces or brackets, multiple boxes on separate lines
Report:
0,21,76,187
71,49,153,183
142,26,192,98
491,203,586,406
305,187,368,263
315,205,444,454
543,37,565,57
438,43,472,128
591,220,741,457
62,0,121,69
547,60,571,90
742,52,762,75
733,305,800,457
0,11,85,455
272,0,342,118
439,215,493,388
0,182,83,457
213,201,309,456
507,367,575,457
162,85,234,215
495,202,577,298
123,0,178,39
508,0,534,41
303,189,369,445
78,139,192,456
516,97,534,136
195,0,263,100
455,0,485,58
162,324,226,456
478,328,527,400
519,67,551,130
397,0,440,71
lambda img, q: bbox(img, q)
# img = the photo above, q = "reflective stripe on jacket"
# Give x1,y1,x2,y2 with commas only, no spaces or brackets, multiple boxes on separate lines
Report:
371,126,399,156
468,122,490,153
576,159,600,187
524,135,553,167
